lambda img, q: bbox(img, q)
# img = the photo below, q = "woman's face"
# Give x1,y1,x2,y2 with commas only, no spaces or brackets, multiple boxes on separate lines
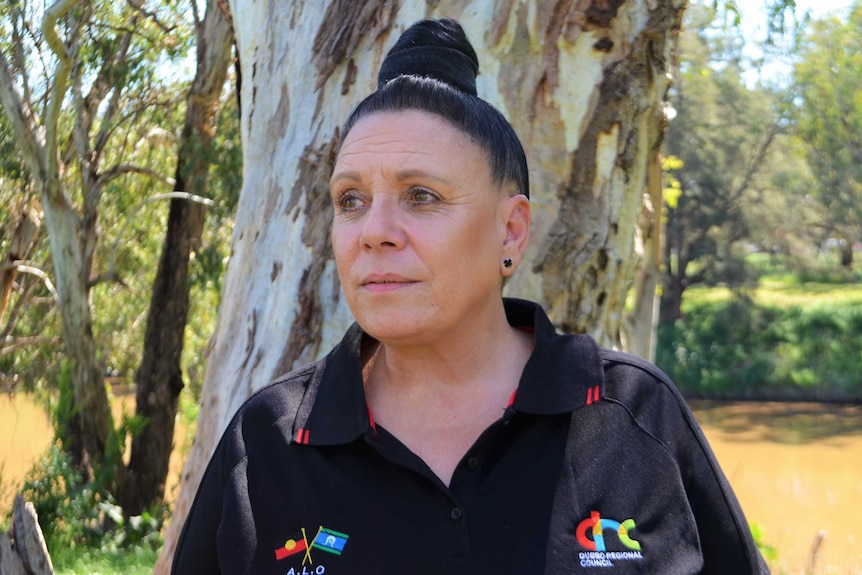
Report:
330,110,528,346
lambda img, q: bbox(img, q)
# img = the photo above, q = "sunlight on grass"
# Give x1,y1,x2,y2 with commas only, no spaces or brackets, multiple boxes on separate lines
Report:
682,282,862,309
756,280,862,307
51,545,159,575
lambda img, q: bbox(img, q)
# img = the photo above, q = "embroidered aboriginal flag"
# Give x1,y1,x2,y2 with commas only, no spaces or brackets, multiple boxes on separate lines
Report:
311,527,349,555
274,532,307,560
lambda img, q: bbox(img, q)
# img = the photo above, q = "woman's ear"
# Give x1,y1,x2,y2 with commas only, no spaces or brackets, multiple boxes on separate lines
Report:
500,192,531,274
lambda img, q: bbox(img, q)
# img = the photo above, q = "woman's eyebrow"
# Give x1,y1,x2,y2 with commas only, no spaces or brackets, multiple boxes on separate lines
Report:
330,169,362,184
331,168,454,187
394,168,453,186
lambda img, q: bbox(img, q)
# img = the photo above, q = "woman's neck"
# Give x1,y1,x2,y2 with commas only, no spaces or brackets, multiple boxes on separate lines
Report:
361,317,535,485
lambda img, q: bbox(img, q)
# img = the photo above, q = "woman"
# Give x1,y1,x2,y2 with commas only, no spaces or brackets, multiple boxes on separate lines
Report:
172,18,769,575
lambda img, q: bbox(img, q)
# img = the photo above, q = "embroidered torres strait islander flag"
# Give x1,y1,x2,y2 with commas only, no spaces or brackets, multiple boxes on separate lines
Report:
274,532,307,560
312,527,349,555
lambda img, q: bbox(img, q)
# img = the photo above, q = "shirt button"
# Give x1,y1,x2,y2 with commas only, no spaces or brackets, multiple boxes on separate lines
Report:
450,507,463,521
467,457,480,470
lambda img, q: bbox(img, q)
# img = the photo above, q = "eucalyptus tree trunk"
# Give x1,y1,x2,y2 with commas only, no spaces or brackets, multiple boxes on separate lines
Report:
117,0,234,517
625,156,664,360
158,0,684,570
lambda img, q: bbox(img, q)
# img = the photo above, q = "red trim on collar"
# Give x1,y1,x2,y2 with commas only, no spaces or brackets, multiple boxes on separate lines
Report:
366,403,377,432
585,385,601,406
507,389,518,408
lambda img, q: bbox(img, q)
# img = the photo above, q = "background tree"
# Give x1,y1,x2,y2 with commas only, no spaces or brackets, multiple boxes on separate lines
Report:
661,4,781,322
791,2,862,267
118,0,233,517
0,0,197,498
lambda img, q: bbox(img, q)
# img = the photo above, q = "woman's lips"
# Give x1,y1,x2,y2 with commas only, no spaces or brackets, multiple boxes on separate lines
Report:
360,274,416,293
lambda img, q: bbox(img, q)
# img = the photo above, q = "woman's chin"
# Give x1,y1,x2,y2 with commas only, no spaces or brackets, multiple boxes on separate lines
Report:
353,307,440,346
358,317,425,344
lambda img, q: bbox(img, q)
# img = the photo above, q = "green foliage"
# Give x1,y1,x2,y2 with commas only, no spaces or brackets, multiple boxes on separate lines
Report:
657,281,862,400
662,155,684,209
17,444,165,564
749,521,778,562
50,361,78,456
661,5,790,319
0,464,12,531
50,544,160,575
658,294,780,397
1,0,236,409
771,256,862,285
791,3,862,264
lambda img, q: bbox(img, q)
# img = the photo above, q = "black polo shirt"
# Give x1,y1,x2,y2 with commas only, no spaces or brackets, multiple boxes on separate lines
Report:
172,299,768,575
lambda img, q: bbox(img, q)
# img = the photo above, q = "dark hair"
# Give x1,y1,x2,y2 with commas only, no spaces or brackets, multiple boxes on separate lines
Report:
340,18,530,199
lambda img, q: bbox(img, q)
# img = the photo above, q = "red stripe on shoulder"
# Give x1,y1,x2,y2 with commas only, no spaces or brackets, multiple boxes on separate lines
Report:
295,427,310,445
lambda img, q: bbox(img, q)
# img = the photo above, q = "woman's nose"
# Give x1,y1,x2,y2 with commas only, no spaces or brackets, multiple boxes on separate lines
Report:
360,195,405,249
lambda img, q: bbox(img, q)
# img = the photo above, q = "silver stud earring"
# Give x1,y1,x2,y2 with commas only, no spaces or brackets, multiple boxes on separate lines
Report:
503,258,513,268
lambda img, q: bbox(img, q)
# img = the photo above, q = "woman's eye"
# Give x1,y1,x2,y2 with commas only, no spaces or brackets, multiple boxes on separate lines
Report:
409,187,438,204
335,192,364,212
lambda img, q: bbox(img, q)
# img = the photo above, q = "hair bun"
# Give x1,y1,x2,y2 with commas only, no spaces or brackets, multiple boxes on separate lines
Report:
377,18,479,96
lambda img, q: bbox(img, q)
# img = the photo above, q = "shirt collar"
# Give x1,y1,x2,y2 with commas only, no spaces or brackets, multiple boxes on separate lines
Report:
293,298,605,446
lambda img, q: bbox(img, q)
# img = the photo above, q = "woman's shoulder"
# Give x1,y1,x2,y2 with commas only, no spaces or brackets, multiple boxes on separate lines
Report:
596,348,707,450
232,358,324,427
599,348,678,395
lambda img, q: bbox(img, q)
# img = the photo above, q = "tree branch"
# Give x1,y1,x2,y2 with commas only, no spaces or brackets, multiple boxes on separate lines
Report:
1,275,38,341
9,6,33,106
41,0,83,189
97,192,215,287
0,50,45,180
730,126,778,203
97,163,177,189
1,336,61,358
91,17,138,160
0,262,58,303
126,0,177,33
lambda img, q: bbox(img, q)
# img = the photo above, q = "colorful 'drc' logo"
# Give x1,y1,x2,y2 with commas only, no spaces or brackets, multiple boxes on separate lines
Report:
576,511,641,552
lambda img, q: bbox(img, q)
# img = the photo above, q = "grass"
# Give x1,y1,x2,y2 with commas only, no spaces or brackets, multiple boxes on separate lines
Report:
51,545,160,575
683,280,862,307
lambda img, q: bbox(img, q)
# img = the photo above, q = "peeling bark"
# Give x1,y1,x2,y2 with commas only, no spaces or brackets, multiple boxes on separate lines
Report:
313,0,399,90
494,0,684,347
276,136,341,374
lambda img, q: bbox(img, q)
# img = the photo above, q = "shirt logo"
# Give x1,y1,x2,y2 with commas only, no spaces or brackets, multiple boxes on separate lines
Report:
576,511,643,568
275,525,350,572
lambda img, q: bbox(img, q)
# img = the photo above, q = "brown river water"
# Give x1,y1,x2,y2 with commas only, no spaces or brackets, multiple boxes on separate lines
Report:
2,394,860,573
